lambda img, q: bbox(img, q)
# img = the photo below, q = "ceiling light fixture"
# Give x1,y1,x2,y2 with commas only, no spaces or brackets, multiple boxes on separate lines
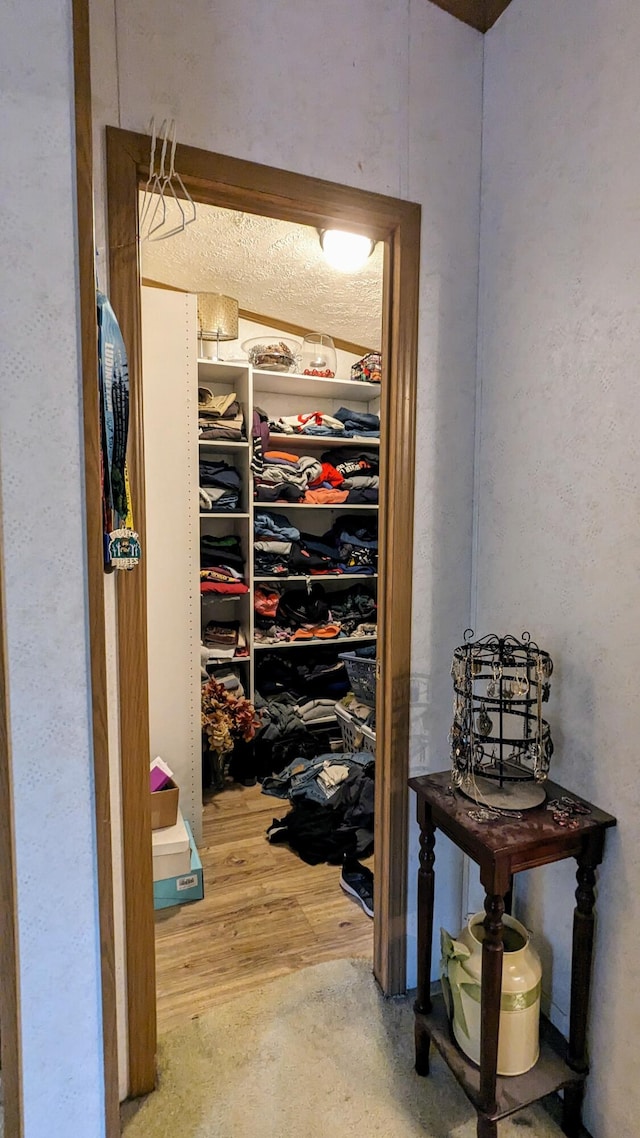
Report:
319,229,375,272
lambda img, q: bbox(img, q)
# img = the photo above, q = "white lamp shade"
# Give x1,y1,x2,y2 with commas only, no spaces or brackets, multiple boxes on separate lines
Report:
197,294,239,342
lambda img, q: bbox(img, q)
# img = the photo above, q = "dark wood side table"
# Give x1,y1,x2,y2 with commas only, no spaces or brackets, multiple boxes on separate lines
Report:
409,772,616,1138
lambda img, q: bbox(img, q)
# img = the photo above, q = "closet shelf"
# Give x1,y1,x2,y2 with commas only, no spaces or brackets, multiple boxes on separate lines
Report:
254,634,377,651
254,574,378,583
200,512,251,519
199,439,249,450
252,369,380,401
253,503,378,511
197,359,249,383
267,433,379,450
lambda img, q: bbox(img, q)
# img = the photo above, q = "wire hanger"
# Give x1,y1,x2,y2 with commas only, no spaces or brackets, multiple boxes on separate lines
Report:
139,118,196,243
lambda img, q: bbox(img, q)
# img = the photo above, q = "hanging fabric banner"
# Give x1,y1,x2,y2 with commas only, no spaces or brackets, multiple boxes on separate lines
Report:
97,291,141,570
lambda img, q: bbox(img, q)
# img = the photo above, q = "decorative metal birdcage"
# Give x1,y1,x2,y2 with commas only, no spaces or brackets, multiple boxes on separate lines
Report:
449,630,554,811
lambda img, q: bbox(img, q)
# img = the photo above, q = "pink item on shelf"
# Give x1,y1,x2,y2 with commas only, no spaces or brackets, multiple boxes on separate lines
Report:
150,767,171,793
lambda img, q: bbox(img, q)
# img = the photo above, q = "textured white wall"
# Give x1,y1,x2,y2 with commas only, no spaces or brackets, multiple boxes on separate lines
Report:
0,0,105,1135
478,2,638,1134
89,0,483,1021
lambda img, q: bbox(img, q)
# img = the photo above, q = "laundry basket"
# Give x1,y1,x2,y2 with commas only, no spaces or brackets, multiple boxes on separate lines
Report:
335,702,376,755
338,651,377,704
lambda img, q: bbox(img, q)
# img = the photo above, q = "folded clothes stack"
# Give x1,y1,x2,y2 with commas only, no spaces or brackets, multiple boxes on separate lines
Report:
199,458,242,512
253,511,300,576
253,582,376,645
198,388,245,442
201,619,248,663
256,651,351,702
297,697,340,726
253,450,322,503
200,534,249,595
200,653,246,696
253,446,380,505
334,516,378,573
322,449,379,505
253,512,378,577
269,406,380,440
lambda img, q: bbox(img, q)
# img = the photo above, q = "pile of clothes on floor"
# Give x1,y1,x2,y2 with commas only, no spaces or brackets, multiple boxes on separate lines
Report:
269,406,379,440
199,458,242,512
253,447,379,505
253,512,378,577
200,534,249,595
254,581,376,645
263,751,375,865
198,388,245,442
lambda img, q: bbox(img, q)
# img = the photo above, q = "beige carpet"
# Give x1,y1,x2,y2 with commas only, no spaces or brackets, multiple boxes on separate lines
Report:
121,958,567,1138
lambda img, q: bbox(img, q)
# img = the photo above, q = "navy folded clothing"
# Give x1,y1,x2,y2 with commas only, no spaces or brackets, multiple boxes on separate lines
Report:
322,449,379,478
335,407,380,434
199,459,242,491
254,511,300,542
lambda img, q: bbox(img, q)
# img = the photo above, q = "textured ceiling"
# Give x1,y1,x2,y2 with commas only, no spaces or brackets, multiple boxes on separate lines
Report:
140,197,384,350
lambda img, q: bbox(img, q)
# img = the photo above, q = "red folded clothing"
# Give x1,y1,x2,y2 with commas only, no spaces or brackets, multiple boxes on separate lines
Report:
309,461,344,489
254,585,281,618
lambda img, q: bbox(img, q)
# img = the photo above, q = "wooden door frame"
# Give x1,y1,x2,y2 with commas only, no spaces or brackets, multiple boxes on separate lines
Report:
0,531,23,1137
72,1,120,1132
105,125,420,1096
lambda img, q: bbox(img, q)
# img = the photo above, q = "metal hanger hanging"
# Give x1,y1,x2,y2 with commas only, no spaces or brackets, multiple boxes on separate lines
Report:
139,118,196,243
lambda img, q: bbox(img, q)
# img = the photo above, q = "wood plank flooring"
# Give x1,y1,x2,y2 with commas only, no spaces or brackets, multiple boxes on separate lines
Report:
154,783,373,1032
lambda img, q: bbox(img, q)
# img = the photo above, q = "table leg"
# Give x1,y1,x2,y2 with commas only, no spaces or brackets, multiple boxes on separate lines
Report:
562,837,602,1137
414,803,435,1076
479,891,505,1118
477,1118,498,1138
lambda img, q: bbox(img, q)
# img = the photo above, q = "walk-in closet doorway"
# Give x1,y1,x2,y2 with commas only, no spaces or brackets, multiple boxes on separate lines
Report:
105,126,420,1096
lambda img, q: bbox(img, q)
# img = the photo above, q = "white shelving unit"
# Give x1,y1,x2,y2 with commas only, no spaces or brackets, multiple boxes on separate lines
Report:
196,353,380,702
142,289,380,828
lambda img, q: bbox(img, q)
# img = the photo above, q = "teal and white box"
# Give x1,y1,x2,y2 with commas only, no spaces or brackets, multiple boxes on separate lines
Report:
153,820,204,910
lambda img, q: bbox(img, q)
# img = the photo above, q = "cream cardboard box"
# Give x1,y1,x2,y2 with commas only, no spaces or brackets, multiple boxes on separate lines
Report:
151,809,191,883
153,821,204,910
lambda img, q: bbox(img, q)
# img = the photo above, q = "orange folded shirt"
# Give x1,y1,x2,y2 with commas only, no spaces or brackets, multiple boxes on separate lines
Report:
304,489,349,504
264,450,300,463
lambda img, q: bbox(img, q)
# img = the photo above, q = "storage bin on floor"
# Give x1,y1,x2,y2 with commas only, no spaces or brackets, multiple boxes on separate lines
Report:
335,701,376,755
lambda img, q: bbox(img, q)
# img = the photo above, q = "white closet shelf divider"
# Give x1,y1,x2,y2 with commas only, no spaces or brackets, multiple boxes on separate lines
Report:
199,512,251,518
251,503,378,511
253,634,377,651
267,433,379,449
253,574,378,583
198,439,249,450
252,368,380,401
197,359,250,382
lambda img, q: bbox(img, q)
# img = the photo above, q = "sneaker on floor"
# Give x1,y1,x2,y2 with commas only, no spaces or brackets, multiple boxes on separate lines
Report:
340,859,374,918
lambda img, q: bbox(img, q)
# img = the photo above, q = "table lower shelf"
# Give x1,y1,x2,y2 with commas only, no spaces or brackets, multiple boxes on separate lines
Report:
416,993,584,1123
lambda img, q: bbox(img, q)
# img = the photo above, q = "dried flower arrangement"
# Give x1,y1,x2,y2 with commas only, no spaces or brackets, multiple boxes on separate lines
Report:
201,677,260,757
